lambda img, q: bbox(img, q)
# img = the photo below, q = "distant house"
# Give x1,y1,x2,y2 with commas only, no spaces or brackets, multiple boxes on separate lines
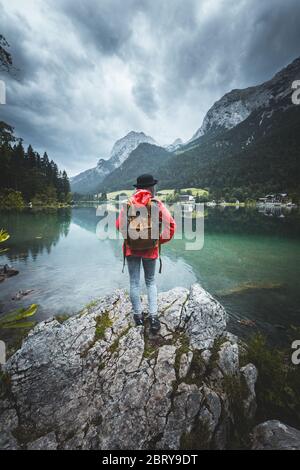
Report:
206,200,216,207
279,193,289,203
182,203,194,213
258,193,289,205
179,194,195,212
179,194,195,203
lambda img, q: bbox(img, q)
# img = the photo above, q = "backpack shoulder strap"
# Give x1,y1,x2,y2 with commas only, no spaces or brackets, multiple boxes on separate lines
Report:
151,198,162,274
122,200,131,273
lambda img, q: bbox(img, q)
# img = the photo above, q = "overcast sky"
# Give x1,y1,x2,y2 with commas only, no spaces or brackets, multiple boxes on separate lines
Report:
1,0,300,176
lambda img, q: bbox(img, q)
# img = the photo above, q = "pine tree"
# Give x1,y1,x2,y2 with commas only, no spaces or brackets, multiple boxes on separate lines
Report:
0,122,71,207
62,170,70,195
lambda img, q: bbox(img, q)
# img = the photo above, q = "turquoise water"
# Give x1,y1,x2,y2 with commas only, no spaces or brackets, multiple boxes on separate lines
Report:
0,206,300,344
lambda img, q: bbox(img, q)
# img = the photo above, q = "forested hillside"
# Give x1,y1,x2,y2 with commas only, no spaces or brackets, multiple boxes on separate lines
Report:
154,105,300,201
96,57,300,202
99,143,172,192
0,121,70,208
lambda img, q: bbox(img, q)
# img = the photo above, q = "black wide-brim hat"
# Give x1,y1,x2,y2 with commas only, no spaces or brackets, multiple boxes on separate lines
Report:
133,174,158,188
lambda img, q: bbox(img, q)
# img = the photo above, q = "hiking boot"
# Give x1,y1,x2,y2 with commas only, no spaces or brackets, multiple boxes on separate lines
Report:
133,314,144,327
149,316,161,334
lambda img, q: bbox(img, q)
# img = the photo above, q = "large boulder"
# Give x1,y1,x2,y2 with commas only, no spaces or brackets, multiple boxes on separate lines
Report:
0,284,257,450
251,420,300,450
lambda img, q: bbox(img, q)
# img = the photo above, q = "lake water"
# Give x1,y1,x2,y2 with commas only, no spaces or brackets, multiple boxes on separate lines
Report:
1,205,300,345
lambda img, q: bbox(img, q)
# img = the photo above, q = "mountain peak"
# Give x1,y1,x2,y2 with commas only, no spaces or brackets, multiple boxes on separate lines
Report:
190,55,300,143
126,130,146,137
109,131,156,167
165,138,183,152
71,130,157,194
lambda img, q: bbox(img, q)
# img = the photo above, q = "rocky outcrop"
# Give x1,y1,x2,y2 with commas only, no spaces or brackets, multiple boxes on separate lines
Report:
251,421,300,450
189,57,300,142
0,284,258,450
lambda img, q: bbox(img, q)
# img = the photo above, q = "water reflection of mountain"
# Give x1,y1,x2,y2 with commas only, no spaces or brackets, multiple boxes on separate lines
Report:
0,209,71,261
71,207,99,233
165,207,300,276
72,206,300,249
71,206,123,260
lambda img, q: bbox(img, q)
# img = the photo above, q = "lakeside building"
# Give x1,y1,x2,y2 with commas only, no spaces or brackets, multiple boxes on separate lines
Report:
182,203,194,212
179,194,195,203
257,193,290,205
178,194,196,212
206,200,217,207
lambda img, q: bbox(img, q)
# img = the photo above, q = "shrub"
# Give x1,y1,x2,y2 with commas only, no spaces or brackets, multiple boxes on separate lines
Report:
0,189,25,209
242,333,300,427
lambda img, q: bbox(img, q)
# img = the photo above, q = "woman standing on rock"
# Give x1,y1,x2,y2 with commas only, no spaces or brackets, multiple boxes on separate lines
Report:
116,174,176,334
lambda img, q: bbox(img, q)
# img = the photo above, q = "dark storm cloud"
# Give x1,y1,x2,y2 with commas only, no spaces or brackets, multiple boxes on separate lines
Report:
241,0,300,83
142,0,300,106
132,72,158,118
0,3,37,81
60,0,145,55
1,0,300,176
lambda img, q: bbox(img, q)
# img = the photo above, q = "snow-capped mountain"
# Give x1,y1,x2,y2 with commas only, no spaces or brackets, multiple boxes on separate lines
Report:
71,131,156,194
165,138,183,152
109,131,156,168
71,57,300,195
189,57,300,142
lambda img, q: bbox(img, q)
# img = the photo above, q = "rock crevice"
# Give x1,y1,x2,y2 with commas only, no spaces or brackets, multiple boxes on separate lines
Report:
0,284,259,450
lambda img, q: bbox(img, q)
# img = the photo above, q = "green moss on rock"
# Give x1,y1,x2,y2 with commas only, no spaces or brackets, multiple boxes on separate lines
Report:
180,419,211,450
184,350,206,386
55,314,70,324
241,333,300,428
95,312,113,341
108,326,131,355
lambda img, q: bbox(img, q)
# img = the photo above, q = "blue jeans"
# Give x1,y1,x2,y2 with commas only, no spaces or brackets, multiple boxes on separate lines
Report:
127,256,158,317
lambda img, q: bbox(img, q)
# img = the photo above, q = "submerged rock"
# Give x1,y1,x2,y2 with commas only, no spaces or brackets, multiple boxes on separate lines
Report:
11,290,34,301
217,282,283,297
0,264,19,283
0,284,258,450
